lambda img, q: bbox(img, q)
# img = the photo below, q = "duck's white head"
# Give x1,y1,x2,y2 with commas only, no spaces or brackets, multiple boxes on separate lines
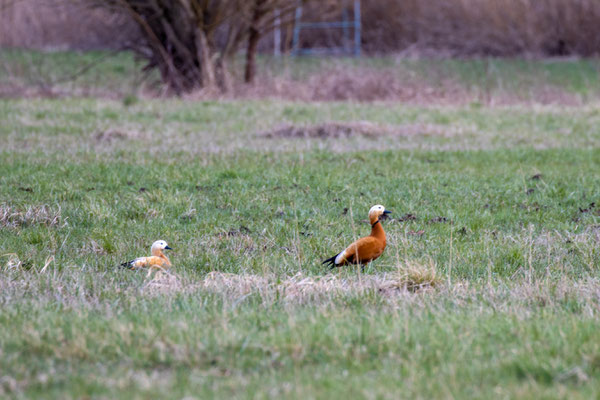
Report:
368,204,391,224
151,240,172,253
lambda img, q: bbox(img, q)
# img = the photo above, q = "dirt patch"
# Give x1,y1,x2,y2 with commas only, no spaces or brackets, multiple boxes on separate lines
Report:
263,121,387,139
94,129,144,143
219,225,252,237
429,216,449,224
263,121,454,140
398,213,418,222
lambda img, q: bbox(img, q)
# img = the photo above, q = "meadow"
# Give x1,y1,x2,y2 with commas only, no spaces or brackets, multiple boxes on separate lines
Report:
1,51,600,399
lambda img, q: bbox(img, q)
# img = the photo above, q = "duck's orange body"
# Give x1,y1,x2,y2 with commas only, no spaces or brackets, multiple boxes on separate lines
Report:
125,255,171,270
121,240,172,270
323,205,391,269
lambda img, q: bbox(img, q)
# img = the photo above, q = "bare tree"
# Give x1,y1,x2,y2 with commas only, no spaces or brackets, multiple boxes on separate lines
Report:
87,0,320,94
86,0,241,93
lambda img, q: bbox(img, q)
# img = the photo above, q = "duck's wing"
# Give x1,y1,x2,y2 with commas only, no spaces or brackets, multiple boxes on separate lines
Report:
120,256,148,269
325,236,381,267
344,236,381,264
120,256,167,270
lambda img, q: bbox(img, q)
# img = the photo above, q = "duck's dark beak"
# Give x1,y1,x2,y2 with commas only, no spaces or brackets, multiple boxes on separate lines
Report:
165,246,173,250
381,210,392,220
383,210,392,215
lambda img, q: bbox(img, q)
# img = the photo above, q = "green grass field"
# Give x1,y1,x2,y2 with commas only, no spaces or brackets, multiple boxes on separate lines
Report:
3,49,600,102
1,51,600,399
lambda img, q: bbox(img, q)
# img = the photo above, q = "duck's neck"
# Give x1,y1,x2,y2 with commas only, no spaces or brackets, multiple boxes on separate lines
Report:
370,219,386,244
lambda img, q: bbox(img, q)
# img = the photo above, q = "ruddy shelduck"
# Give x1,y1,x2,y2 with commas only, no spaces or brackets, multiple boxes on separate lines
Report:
323,205,391,270
120,240,173,270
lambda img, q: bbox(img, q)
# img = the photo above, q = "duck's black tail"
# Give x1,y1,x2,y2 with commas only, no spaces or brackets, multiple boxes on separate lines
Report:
322,254,338,270
120,260,134,269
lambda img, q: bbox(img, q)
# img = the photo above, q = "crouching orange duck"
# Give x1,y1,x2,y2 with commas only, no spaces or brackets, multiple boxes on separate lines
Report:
323,205,391,270
120,240,173,271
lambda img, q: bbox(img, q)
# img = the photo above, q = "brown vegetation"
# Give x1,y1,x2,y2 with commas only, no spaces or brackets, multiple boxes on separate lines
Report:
360,0,600,56
2,1,600,101
0,0,136,50
2,0,600,96
3,0,600,57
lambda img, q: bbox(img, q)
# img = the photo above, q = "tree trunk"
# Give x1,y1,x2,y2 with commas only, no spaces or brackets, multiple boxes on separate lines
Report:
244,27,260,84
216,56,233,93
195,27,216,89
244,0,266,84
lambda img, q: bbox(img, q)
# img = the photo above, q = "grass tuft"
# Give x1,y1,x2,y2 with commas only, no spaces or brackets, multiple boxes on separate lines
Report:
0,204,64,229
388,258,441,293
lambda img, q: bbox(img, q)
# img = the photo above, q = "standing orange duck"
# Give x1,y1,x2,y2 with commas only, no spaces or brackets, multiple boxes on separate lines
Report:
323,205,391,270
120,240,173,271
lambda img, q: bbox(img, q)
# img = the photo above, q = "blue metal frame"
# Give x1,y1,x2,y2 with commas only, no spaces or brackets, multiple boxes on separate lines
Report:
292,0,361,56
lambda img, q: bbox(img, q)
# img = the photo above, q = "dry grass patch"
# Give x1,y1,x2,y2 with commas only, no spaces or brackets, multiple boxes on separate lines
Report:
1,253,24,270
81,240,109,256
307,68,464,103
200,271,394,303
384,259,441,293
240,66,469,104
0,204,64,229
141,271,397,300
142,271,442,302
143,271,182,293
3,266,600,314
135,271,600,314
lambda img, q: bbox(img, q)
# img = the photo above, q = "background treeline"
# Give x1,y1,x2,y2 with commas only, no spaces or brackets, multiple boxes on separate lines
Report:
2,0,600,57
